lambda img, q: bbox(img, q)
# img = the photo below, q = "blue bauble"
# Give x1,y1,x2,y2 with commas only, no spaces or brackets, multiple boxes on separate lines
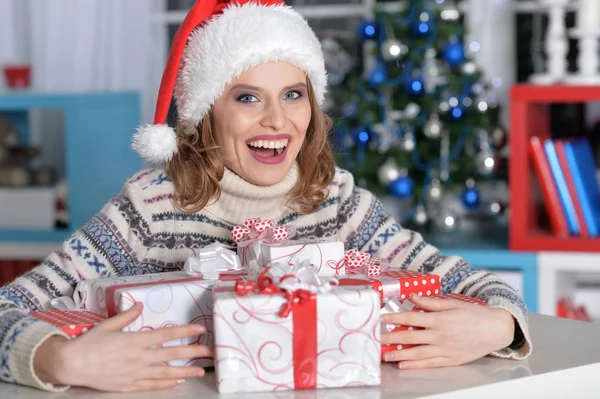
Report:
389,176,414,199
451,107,463,119
358,20,378,40
461,187,481,210
405,76,424,95
368,64,388,86
353,126,370,146
412,15,433,37
443,41,465,67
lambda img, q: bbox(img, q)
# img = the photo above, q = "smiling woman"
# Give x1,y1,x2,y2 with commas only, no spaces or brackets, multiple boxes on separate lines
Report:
0,0,530,394
167,62,335,214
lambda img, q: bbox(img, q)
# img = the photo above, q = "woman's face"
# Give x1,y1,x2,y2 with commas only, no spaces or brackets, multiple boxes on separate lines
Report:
211,62,312,186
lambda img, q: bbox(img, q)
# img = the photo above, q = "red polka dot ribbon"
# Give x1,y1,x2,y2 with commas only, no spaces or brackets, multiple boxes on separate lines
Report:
231,218,295,248
343,248,389,278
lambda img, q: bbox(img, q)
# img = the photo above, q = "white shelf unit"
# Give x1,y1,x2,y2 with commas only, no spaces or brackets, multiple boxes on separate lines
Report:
538,253,600,319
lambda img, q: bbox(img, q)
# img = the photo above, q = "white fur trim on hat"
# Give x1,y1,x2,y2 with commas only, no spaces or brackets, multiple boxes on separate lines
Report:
175,2,327,123
132,124,178,164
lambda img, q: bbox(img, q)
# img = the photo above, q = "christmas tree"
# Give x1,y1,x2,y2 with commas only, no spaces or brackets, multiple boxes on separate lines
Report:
334,0,509,234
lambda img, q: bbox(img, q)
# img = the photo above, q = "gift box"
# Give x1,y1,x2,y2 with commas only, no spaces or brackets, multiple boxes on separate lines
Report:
65,271,216,367
213,262,381,393
380,294,486,356
31,309,106,338
232,218,345,276
348,269,441,302
49,244,244,367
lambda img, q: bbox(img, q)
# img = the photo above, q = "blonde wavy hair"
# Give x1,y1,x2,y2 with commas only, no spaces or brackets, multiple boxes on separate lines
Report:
166,78,336,215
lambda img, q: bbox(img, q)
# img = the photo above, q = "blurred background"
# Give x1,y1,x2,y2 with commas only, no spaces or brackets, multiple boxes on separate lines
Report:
0,0,599,322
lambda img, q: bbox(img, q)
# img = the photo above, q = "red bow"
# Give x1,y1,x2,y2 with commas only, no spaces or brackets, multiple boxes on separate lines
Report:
231,218,293,248
234,267,313,318
279,290,313,318
343,248,388,278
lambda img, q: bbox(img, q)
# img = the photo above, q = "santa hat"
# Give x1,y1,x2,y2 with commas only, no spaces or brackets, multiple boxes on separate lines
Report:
132,0,327,164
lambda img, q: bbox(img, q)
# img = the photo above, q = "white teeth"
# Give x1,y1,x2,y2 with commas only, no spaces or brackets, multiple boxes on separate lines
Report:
247,139,289,149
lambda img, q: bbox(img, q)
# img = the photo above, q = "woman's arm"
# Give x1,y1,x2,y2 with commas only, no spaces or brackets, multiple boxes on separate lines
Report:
0,171,155,391
336,175,531,359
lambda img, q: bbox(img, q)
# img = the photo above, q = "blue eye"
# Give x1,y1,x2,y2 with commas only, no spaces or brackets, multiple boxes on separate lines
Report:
284,90,302,100
237,94,258,103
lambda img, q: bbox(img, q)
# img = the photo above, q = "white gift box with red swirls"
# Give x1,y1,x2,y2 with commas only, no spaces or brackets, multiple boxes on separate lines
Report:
257,240,346,277
212,277,381,393
71,271,216,367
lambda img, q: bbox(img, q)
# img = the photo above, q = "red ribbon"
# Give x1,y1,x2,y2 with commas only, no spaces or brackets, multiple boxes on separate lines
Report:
233,269,317,389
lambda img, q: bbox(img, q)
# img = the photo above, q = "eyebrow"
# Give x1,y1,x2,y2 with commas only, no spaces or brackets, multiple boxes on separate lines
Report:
229,82,308,92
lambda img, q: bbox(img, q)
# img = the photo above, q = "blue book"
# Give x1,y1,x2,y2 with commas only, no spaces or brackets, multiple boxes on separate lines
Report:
544,139,580,235
563,139,600,237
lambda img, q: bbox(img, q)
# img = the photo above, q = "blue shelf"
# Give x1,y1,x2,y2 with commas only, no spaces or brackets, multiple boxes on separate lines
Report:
0,229,71,243
0,91,143,246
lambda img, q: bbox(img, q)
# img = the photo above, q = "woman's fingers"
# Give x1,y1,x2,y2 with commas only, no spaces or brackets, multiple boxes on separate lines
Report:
398,356,454,370
381,329,437,346
138,324,206,348
381,310,437,329
382,345,441,362
149,344,213,363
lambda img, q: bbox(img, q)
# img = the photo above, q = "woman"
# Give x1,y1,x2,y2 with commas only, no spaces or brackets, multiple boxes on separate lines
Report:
0,0,530,393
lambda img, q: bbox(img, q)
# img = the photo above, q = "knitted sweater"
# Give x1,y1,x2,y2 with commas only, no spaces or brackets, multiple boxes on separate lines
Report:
0,164,532,391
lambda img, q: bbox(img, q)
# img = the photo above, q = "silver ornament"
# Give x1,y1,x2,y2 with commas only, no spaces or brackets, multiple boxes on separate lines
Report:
401,129,416,151
439,101,450,112
413,205,428,226
423,113,443,139
436,208,459,233
440,7,460,21
477,99,489,113
403,103,421,120
428,179,443,201
486,201,503,217
377,158,402,186
476,150,495,175
448,97,459,108
461,61,476,75
462,97,473,107
382,39,407,61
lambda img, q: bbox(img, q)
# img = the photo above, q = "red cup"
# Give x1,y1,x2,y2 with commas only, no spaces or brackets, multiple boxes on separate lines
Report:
3,65,32,89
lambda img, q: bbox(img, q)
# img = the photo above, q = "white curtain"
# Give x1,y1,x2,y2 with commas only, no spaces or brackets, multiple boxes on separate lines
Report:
0,0,166,174
1,0,165,122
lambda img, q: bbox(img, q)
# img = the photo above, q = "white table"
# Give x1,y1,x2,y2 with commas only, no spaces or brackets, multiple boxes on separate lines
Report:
2,313,600,398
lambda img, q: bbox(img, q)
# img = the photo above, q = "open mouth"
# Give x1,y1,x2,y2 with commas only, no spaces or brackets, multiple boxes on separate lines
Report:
246,137,290,164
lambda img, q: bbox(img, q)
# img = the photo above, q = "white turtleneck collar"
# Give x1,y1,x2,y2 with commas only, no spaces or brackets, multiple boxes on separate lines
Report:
203,163,299,225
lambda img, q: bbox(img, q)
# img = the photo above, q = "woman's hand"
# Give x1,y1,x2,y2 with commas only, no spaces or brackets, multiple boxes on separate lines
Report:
34,302,212,392
381,294,515,369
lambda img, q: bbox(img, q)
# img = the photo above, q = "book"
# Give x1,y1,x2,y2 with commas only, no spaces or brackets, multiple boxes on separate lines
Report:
563,138,600,237
528,136,569,237
555,140,589,237
544,139,580,236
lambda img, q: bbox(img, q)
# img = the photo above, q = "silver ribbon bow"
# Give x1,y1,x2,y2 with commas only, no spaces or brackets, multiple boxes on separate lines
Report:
184,242,241,279
266,257,339,295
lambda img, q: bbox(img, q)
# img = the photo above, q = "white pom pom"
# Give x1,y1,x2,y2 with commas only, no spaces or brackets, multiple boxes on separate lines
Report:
132,123,178,164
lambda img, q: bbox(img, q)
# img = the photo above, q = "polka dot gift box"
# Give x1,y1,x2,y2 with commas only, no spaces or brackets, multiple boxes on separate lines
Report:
31,309,106,338
380,294,486,357
348,269,442,302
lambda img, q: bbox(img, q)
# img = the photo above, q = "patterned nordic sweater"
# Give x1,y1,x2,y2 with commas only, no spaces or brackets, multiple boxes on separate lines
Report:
0,164,532,391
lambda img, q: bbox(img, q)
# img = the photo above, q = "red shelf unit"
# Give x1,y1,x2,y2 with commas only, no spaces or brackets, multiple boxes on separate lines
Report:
509,84,600,252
